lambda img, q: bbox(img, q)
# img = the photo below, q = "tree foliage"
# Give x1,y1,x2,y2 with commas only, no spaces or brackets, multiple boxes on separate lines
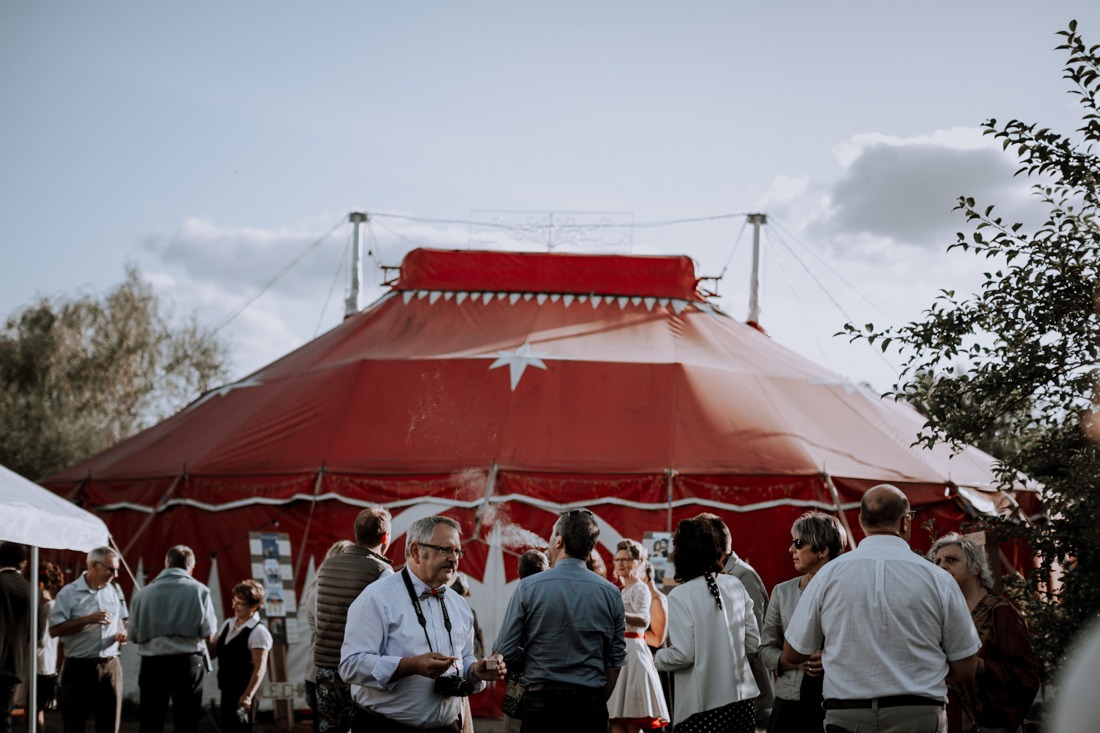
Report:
0,265,230,480
842,20,1100,676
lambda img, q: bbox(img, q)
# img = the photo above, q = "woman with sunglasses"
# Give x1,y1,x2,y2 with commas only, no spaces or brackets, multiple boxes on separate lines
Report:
758,511,846,733
607,539,670,733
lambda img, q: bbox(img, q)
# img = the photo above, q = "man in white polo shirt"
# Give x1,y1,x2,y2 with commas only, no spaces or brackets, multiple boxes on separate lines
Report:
782,484,980,733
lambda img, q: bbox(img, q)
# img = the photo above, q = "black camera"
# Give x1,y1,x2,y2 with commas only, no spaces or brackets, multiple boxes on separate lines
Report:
433,674,475,698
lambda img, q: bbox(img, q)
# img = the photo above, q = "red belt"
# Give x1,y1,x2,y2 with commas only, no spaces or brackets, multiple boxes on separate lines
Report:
625,632,645,639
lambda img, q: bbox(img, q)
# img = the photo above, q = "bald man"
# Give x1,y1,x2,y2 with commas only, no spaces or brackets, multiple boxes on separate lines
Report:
781,485,980,733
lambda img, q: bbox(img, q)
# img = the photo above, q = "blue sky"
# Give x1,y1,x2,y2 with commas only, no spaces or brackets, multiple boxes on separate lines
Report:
3,2,1098,391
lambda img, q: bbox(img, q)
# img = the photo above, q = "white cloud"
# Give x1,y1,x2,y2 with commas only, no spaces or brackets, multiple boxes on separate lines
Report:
832,127,992,168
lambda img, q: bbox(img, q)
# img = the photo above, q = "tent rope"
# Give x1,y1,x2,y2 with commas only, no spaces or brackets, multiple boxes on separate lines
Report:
822,472,857,551
121,472,184,559
109,534,138,587
293,466,325,584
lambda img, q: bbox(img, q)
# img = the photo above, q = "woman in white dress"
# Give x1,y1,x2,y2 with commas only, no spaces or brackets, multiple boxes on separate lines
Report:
607,539,670,733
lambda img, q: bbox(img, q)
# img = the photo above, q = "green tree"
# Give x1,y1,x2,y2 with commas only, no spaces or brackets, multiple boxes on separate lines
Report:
0,265,230,480
842,20,1100,676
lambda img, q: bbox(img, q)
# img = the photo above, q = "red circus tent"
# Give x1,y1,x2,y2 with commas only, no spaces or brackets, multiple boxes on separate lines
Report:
41,248,1032,712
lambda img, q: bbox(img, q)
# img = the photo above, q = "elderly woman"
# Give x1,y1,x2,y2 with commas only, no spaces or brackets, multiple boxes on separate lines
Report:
759,511,846,733
607,539,669,732
212,580,273,733
655,519,759,733
929,533,1040,733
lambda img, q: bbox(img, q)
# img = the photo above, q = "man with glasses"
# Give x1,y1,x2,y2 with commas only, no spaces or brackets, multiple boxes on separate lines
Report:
314,505,393,733
49,546,129,733
494,508,627,733
781,485,980,733
340,515,505,733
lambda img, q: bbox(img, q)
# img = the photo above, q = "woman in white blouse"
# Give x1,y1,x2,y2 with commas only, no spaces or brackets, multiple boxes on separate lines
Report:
654,518,759,733
211,580,274,733
759,511,846,733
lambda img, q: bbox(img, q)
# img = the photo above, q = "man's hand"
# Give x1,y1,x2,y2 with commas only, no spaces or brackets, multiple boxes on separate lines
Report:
800,650,824,678
780,639,811,671
49,611,114,639
402,652,459,680
470,654,507,682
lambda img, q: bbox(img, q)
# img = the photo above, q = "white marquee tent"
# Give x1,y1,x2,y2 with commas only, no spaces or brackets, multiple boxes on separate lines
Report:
1,462,110,733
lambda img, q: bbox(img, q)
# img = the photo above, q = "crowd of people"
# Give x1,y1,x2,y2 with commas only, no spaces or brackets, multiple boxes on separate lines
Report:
0,542,270,733
1,483,1043,733
491,485,1041,733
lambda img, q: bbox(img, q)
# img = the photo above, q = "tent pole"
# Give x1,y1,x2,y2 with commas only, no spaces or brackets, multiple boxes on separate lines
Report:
473,463,499,538
29,545,39,733
665,470,676,534
345,212,369,318
822,472,857,551
746,213,767,326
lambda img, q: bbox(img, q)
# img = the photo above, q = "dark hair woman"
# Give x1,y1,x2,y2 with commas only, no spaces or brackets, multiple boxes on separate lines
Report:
211,580,273,733
759,511,847,733
654,518,759,733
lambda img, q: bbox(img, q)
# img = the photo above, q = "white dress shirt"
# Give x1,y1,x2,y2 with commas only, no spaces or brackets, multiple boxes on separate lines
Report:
216,615,274,650
785,534,980,701
339,568,483,729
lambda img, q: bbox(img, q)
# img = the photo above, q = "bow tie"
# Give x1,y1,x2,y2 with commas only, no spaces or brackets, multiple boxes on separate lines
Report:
420,586,447,600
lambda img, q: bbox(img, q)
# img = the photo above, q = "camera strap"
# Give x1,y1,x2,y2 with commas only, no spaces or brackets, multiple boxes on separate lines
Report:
402,567,454,655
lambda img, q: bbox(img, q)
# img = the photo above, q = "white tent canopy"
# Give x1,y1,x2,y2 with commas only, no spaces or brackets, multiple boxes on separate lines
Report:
1,462,110,733
1,463,109,550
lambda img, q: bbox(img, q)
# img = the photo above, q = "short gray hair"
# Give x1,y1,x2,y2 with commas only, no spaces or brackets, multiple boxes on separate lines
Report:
165,545,195,570
928,532,995,590
405,516,462,557
87,546,118,567
792,511,847,560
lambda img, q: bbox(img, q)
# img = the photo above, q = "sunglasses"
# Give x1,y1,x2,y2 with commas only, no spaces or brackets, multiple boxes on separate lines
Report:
791,538,811,549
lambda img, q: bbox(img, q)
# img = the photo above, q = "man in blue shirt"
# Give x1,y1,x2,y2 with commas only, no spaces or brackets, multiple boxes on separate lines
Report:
495,509,626,733
49,546,128,733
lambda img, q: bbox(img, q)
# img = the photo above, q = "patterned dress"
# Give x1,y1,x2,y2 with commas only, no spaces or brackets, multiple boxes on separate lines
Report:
607,582,670,728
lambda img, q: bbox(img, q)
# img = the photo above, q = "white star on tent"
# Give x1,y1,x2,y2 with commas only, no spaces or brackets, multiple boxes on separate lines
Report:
489,342,549,391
